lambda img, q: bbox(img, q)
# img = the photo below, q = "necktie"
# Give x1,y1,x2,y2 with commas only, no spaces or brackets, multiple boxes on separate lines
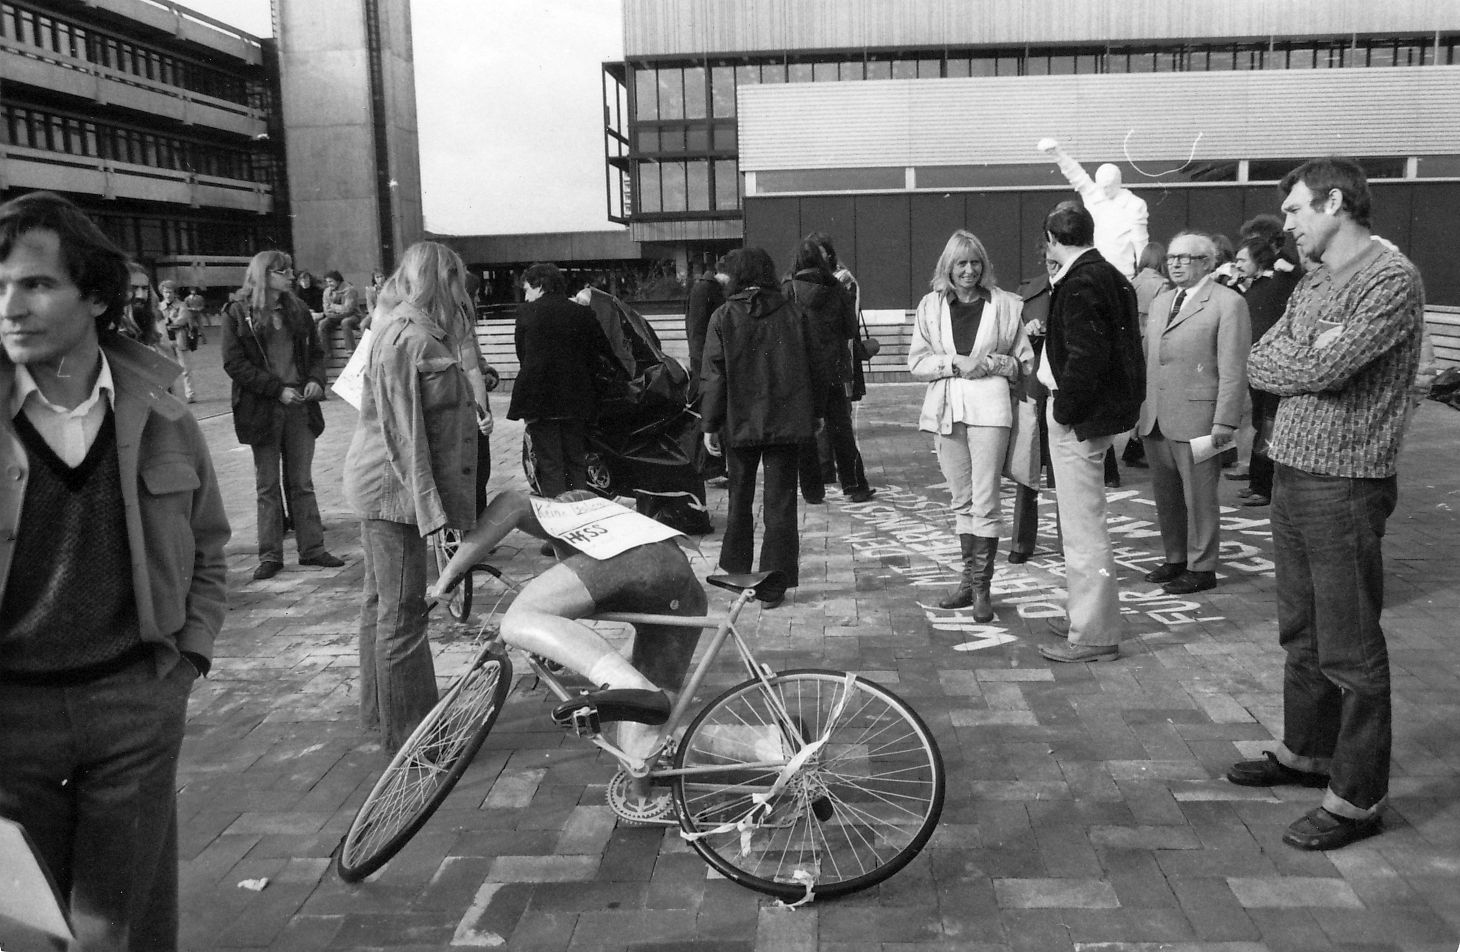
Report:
1167,289,1187,327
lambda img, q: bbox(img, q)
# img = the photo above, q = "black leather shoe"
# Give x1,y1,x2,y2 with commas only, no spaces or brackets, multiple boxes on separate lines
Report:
1163,570,1216,594
1144,562,1187,584
1242,495,1270,507
1282,806,1380,850
1007,551,1031,564
252,560,283,581
846,489,876,503
300,552,345,568
1226,751,1330,788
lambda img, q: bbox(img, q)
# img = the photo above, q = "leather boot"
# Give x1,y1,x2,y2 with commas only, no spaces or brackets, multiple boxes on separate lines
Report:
937,534,977,609
969,536,999,623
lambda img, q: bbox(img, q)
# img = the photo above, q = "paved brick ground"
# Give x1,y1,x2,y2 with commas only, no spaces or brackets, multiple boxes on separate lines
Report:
157,338,1460,951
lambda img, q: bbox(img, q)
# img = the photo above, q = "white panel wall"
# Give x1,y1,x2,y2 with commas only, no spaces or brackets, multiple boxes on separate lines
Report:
626,0,1460,56
738,67,1460,173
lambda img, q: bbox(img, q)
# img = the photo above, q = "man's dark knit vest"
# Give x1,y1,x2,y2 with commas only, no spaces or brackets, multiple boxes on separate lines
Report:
0,408,144,683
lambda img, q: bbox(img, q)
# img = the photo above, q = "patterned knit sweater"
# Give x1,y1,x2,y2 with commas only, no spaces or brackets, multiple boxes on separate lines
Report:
1248,242,1424,478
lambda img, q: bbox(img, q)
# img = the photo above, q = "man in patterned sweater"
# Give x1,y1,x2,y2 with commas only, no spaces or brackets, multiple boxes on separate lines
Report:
1225,157,1424,851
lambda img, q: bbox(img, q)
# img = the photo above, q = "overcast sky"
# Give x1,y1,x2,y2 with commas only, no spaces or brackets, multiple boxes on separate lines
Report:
182,0,625,236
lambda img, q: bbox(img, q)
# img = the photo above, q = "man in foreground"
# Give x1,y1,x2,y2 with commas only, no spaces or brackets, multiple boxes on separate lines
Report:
1227,157,1424,851
0,190,230,950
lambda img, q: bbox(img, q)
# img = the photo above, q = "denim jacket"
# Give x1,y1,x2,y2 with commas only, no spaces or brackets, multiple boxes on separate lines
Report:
343,302,477,534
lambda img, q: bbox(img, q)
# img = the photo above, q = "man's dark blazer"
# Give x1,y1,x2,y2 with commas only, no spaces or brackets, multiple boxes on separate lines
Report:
1044,248,1145,441
506,291,612,423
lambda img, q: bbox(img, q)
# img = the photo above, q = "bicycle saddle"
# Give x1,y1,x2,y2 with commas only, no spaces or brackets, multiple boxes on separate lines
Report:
707,571,785,601
552,688,670,736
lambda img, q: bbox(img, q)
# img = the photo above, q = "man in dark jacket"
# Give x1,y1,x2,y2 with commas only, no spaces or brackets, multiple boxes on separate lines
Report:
1038,201,1145,663
684,259,727,482
701,248,825,607
508,262,614,497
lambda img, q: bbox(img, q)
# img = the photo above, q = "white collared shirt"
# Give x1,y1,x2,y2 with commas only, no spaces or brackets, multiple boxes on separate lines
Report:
11,353,115,467
1168,274,1212,322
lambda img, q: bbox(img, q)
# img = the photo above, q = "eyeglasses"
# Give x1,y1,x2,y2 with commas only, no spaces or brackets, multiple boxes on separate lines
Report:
1165,254,1210,266
269,267,295,277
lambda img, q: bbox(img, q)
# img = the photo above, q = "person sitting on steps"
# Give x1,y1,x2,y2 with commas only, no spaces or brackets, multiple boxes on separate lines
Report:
427,489,709,822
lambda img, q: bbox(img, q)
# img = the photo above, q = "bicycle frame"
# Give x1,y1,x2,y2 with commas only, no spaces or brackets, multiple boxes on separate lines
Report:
512,585,802,780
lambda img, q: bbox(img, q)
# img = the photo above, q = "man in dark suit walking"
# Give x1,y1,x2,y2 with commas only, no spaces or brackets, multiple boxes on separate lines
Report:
507,262,613,496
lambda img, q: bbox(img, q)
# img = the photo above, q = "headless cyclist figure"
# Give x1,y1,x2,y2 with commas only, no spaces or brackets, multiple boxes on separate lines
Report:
427,490,707,819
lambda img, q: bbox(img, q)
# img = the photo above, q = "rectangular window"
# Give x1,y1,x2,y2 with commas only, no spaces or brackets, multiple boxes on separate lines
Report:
839,60,863,81
968,56,997,76
638,162,661,213
683,66,706,118
712,124,736,151
661,161,687,211
714,158,738,210
634,68,658,121
864,60,890,80
656,126,684,152
1026,55,1048,76
685,126,708,152
636,127,658,152
946,58,971,78
996,53,1020,76
1048,54,1076,75
18,8,35,47
686,160,710,210
787,62,813,83
812,61,838,82
736,64,760,86
710,65,735,117
657,68,684,119
891,59,916,79
760,62,785,84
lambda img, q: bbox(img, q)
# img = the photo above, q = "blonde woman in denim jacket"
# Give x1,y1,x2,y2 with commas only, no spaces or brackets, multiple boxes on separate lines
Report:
344,241,478,753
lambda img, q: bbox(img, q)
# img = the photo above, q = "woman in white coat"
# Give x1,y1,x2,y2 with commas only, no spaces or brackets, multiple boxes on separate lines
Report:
909,230,1034,621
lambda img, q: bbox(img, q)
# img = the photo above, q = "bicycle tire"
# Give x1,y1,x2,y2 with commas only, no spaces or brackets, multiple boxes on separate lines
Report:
337,645,512,882
672,669,944,901
431,530,472,622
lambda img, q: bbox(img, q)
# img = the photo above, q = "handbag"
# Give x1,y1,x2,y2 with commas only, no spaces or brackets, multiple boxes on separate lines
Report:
1002,385,1041,490
852,311,881,362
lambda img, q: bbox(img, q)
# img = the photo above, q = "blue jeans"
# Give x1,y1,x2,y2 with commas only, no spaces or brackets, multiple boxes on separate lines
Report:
252,403,326,563
358,519,439,752
0,658,194,951
1272,464,1396,819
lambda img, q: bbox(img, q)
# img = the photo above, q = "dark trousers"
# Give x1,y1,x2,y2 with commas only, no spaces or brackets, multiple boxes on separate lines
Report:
474,427,493,516
1010,393,1054,558
722,443,800,588
252,403,326,563
1249,388,1277,498
527,418,589,497
1273,464,1396,817
0,659,194,951
798,385,868,500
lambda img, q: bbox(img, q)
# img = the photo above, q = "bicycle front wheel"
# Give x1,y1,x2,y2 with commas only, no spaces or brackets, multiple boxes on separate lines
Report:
672,669,944,901
337,645,513,882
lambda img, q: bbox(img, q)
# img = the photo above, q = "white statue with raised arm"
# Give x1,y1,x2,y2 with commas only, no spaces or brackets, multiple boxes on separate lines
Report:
1037,138,1149,279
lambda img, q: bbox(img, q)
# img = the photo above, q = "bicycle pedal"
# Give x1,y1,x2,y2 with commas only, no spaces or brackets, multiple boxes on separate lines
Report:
551,695,601,736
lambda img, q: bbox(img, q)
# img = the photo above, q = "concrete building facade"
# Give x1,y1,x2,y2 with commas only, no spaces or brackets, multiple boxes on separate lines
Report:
273,0,422,288
1,0,286,289
604,0,1460,304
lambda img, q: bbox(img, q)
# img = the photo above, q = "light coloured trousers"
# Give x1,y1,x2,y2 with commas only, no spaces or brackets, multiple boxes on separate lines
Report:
935,423,1009,538
1046,406,1122,647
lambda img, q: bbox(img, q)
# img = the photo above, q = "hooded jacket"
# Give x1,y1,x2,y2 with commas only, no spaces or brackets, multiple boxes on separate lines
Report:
784,269,857,388
700,286,826,447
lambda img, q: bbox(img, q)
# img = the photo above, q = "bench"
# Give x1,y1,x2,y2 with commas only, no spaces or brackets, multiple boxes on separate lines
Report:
1426,307,1460,367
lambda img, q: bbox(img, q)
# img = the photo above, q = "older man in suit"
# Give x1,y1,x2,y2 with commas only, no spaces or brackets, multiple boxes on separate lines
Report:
1138,231,1251,595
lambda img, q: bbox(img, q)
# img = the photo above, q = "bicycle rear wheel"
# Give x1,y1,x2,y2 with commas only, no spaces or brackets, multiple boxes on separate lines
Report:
672,669,944,901
337,644,513,882
431,529,472,622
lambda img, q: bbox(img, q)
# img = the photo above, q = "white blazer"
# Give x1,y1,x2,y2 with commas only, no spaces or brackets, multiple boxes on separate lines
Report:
909,287,1033,435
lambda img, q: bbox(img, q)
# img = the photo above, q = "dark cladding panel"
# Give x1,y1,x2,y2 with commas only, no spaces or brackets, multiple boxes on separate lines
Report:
1141,188,1189,250
796,195,858,273
909,193,968,296
742,196,804,275
1186,189,1246,245
1020,194,1057,283
1404,182,1455,304
854,194,911,310
1369,182,1414,255
965,192,1021,293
